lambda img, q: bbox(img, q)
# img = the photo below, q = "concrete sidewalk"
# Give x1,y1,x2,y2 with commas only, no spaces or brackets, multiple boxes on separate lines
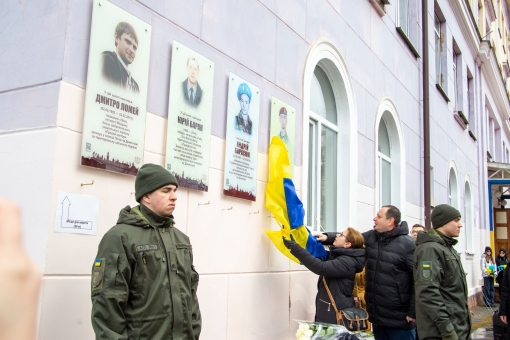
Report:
471,303,499,339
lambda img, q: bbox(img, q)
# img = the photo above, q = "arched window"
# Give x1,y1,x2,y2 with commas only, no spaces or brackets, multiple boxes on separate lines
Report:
448,164,461,252
464,179,474,253
375,98,405,211
448,167,458,208
303,40,357,232
308,66,338,231
378,120,391,206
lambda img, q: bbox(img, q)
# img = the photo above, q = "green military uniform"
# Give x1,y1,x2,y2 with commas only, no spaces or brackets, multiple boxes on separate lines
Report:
413,228,471,340
91,204,201,339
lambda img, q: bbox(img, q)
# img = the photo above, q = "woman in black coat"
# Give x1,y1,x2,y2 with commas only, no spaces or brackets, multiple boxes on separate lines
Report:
283,228,365,324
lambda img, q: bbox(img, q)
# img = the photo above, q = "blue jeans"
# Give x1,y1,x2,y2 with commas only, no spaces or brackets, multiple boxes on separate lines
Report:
483,276,495,306
373,324,416,340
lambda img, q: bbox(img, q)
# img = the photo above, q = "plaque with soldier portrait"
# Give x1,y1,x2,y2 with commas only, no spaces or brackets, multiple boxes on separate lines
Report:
223,73,260,201
270,96,295,174
80,0,151,175
165,41,215,191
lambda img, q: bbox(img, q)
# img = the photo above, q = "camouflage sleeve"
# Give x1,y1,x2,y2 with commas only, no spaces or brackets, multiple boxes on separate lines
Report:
91,232,132,340
414,245,455,337
190,249,202,340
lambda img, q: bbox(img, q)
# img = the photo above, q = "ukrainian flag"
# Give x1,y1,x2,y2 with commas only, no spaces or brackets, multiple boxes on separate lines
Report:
265,137,327,264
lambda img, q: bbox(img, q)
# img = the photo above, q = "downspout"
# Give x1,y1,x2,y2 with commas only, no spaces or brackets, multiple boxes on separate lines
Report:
423,0,431,230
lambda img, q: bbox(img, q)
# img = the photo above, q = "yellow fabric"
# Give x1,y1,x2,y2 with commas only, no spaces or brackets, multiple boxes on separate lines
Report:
265,137,309,264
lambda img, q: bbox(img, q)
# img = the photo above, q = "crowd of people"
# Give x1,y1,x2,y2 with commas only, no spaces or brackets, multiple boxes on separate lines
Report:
285,203,471,340
2,163,510,340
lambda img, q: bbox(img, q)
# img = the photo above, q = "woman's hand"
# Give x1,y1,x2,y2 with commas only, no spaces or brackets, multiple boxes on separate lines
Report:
354,297,360,308
313,232,327,243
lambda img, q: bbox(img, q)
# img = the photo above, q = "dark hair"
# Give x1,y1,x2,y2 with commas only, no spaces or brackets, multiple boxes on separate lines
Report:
345,228,365,249
382,205,401,226
412,224,425,230
115,22,138,46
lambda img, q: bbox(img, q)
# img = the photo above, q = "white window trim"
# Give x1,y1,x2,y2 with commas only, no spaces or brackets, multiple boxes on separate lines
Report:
374,97,406,217
302,38,358,231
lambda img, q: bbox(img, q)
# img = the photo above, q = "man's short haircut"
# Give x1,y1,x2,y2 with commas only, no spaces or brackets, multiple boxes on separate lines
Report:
382,205,401,226
412,224,425,230
187,56,200,70
115,22,138,46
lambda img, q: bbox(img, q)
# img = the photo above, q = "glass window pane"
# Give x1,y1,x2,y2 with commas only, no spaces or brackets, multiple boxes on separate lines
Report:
399,0,409,35
321,125,337,232
311,66,337,125
378,120,391,157
381,159,391,206
307,121,316,227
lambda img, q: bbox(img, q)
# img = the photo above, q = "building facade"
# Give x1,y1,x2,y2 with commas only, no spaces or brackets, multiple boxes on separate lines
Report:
1,0,510,339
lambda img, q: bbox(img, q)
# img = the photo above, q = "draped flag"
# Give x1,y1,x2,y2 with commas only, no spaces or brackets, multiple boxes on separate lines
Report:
265,137,327,264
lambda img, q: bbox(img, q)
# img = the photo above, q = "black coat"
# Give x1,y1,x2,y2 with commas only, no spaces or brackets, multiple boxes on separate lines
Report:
182,79,203,107
362,222,416,329
500,265,510,320
288,239,365,324
496,256,508,285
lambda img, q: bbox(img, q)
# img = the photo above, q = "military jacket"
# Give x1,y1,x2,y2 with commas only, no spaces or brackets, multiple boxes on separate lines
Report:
413,229,471,340
91,205,201,340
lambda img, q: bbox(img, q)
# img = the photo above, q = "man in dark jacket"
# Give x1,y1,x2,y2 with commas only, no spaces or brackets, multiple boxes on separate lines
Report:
91,164,201,339
414,204,470,340
102,22,140,93
363,205,416,339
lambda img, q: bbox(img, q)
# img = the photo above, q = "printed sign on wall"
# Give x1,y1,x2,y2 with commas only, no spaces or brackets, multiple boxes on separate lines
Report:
223,73,260,201
54,192,99,235
270,96,295,174
165,41,215,191
81,0,151,175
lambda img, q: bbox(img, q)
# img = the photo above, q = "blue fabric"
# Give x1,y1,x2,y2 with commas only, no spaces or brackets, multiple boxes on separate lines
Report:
373,324,416,340
283,178,305,229
304,228,327,261
483,276,495,306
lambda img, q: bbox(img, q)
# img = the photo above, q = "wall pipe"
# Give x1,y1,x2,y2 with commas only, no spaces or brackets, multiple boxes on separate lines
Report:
423,0,431,229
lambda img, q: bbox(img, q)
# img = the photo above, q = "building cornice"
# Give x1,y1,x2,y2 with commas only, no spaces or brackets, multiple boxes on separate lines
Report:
478,41,510,132
448,0,482,57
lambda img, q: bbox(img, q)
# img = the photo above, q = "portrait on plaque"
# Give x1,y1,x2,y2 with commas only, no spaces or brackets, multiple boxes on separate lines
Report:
223,73,260,201
80,0,151,175
270,96,295,173
165,41,214,191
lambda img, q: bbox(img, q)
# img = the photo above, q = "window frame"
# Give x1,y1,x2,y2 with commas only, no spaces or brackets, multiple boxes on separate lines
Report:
302,39,358,232
396,0,420,57
374,98,406,215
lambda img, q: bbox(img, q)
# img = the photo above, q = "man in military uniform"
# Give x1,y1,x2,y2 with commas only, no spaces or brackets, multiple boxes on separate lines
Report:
235,83,253,134
414,204,471,340
91,164,201,340
278,107,290,145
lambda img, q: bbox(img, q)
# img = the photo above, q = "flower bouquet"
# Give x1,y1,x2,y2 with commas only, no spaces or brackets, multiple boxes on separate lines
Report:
294,320,375,340
295,321,348,340
486,265,496,277
498,264,507,272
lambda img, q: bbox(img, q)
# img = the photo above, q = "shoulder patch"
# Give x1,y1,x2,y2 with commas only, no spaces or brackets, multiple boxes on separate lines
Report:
92,258,106,290
419,260,432,280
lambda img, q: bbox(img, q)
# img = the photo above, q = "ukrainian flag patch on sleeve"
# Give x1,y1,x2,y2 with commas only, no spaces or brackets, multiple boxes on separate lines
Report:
419,261,432,280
